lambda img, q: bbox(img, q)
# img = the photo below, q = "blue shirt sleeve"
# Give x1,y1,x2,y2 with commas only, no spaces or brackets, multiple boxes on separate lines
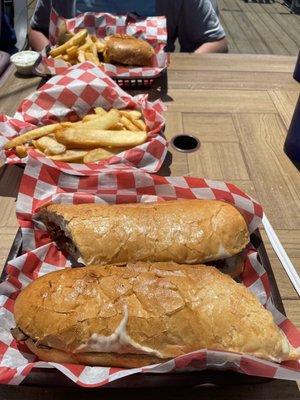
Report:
178,0,226,51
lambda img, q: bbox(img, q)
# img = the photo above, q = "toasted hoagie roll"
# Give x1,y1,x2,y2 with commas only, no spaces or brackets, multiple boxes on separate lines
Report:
40,200,249,265
13,263,299,368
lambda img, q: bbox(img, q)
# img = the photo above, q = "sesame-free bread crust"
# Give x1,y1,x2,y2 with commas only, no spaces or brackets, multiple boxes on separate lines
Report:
40,200,250,266
105,34,155,66
13,263,298,367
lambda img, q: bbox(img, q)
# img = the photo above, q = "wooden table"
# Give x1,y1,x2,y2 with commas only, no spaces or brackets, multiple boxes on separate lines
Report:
0,54,299,399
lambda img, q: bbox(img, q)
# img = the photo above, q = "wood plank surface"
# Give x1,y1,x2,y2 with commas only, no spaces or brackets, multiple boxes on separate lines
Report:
0,53,300,398
219,0,300,55
165,89,276,113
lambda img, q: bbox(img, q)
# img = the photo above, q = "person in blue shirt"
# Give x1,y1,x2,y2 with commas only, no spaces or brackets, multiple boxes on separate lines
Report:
0,6,18,55
29,0,228,53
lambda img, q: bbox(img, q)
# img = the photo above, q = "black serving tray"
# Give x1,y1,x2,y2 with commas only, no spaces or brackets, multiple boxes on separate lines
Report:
0,229,285,389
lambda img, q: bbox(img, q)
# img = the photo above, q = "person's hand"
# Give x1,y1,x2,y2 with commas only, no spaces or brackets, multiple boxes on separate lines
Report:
28,28,50,52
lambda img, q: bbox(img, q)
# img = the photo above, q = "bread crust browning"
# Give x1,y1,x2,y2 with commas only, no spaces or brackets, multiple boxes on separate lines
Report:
14,263,297,367
105,35,155,66
41,200,250,266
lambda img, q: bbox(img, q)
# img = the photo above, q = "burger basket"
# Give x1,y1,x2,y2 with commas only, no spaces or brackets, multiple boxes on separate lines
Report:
0,61,167,174
37,9,168,89
0,159,300,388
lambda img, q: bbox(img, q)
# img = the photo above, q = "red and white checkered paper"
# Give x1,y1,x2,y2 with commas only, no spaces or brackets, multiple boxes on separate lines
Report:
0,62,167,174
38,9,168,78
0,154,298,386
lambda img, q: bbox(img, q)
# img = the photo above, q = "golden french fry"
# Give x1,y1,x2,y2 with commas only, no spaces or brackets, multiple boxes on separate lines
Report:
83,147,125,163
80,109,120,130
58,31,74,46
4,123,61,149
82,114,100,122
133,119,147,131
78,50,86,63
55,128,147,149
94,107,107,116
62,54,70,61
49,150,88,163
86,35,98,59
66,45,78,58
120,110,142,120
120,116,140,132
15,145,28,158
84,52,100,66
78,42,90,52
111,122,126,130
95,39,106,53
54,55,63,60
49,29,88,58
35,136,66,155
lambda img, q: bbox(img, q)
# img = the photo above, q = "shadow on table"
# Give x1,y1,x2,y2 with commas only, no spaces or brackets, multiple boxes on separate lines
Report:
128,71,173,102
157,150,172,176
1,378,300,400
0,164,24,197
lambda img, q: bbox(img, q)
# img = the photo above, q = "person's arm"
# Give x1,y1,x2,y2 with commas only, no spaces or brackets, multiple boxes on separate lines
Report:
29,0,51,51
178,0,228,53
195,37,228,53
28,28,49,52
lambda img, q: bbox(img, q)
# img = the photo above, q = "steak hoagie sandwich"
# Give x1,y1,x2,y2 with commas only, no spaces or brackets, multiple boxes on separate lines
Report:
40,200,250,266
12,263,299,368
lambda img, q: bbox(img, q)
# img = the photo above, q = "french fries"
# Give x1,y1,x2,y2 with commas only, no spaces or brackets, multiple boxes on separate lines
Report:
55,128,147,149
83,147,126,163
49,150,88,163
49,29,88,58
49,29,106,67
4,107,148,163
34,136,66,155
4,123,61,149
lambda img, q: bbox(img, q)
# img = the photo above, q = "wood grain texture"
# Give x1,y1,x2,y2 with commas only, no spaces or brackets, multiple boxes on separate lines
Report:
165,89,276,113
169,54,297,73
187,142,249,181
269,90,299,129
168,70,299,91
182,113,238,142
234,113,300,229
0,54,300,397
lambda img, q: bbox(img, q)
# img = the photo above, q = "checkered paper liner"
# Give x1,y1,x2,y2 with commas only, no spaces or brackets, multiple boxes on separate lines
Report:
37,9,168,78
0,62,167,174
1,159,300,386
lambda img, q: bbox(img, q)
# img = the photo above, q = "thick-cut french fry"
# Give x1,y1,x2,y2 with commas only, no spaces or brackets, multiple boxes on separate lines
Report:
35,136,66,155
78,50,86,63
82,114,101,122
120,116,140,132
79,109,120,130
66,45,78,58
55,128,147,149
49,150,88,163
49,29,88,58
94,107,107,116
58,31,74,46
62,54,70,61
83,147,125,163
84,52,100,65
4,123,61,149
15,145,28,158
86,35,98,59
111,122,126,130
94,39,106,53
133,119,147,131
78,42,90,52
54,55,63,60
120,110,142,121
